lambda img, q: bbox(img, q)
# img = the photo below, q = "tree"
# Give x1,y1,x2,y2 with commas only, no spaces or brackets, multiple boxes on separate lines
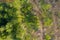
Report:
0,0,39,40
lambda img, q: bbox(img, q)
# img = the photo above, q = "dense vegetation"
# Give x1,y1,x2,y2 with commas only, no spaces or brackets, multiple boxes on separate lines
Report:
0,0,39,40
0,0,60,40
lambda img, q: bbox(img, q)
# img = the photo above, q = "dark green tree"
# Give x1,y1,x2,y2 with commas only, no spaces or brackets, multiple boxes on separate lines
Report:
0,0,39,40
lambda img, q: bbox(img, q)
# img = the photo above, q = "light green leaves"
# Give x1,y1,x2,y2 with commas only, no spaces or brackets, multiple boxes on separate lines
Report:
45,34,51,40
44,18,52,27
41,4,51,10
0,6,3,11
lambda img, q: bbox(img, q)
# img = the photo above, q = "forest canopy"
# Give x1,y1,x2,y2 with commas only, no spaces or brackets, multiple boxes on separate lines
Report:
0,0,60,40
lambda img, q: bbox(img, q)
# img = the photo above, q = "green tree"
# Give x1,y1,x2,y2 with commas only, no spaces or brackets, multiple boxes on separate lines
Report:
0,0,39,40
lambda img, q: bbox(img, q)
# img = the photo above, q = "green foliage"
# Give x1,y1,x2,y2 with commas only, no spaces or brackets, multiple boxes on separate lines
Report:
0,0,54,40
0,0,39,40
41,4,51,10
0,2,18,40
45,34,51,40
20,0,39,31
39,0,52,27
